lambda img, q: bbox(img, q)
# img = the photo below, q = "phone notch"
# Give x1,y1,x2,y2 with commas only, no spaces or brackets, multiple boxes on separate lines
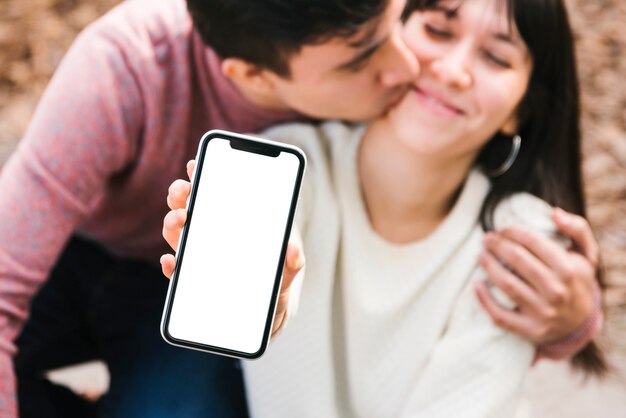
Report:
229,138,281,158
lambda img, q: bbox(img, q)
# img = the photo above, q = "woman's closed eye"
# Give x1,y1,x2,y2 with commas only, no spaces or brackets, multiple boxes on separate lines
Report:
424,23,453,40
483,50,512,68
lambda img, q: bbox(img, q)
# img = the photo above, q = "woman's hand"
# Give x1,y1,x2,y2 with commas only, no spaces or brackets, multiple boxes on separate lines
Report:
160,160,305,336
475,208,599,346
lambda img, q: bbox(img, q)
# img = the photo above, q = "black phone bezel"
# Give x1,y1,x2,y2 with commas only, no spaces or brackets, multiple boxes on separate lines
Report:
160,129,306,359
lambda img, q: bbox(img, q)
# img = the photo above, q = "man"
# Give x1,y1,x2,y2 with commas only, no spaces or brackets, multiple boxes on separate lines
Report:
0,0,601,416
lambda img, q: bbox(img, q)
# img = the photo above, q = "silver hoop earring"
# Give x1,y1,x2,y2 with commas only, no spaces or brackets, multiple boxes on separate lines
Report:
486,134,521,177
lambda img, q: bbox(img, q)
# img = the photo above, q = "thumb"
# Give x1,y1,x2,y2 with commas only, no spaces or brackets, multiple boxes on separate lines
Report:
552,207,599,267
281,242,304,295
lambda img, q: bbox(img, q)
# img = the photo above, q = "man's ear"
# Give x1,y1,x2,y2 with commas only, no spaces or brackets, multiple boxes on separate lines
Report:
221,58,277,95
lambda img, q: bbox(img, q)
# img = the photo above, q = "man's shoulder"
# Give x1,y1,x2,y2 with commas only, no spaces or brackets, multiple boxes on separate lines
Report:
79,0,194,60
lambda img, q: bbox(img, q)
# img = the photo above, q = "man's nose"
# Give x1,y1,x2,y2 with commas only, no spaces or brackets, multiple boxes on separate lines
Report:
380,27,420,87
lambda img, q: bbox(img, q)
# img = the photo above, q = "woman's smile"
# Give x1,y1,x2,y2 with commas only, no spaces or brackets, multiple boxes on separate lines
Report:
412,86,465,117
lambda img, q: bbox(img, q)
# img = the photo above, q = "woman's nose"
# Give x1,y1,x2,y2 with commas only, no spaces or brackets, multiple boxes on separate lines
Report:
430,43,473,89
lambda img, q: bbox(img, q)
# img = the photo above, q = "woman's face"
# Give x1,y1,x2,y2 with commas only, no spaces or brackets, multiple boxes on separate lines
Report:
389,0,533,160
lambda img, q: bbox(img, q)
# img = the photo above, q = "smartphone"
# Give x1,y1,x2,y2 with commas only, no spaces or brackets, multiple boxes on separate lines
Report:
161,129,306,359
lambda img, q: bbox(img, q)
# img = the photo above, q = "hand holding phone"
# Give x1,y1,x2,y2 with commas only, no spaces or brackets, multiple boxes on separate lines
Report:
161,197,305,336
161,130,306,359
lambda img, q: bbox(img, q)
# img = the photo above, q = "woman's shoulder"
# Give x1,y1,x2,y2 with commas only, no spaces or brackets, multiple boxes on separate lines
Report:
493,193,571,247
261,120,362,140
260,121,364,158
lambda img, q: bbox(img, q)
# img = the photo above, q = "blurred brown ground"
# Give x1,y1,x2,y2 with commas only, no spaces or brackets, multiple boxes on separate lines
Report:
0,0,625,415
0,0,122,160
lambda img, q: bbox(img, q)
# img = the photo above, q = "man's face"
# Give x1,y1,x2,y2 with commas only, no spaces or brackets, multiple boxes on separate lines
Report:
266,0,420,122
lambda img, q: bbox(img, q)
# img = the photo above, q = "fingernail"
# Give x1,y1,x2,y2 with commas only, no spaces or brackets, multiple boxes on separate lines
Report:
474,279,488,291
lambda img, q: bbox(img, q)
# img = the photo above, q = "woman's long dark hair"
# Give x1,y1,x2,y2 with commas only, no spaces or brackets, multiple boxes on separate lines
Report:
412,0,607,376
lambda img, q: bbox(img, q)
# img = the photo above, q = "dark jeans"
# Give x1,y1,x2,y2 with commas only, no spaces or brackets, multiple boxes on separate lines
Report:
14,237,249,418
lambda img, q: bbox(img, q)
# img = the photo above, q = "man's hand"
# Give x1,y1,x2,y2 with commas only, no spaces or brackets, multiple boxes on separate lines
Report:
160,160,305,336
475,208,599,345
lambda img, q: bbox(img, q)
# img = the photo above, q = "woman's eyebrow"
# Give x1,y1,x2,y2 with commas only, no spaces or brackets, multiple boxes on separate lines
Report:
433,4,461,19
492,31,524,48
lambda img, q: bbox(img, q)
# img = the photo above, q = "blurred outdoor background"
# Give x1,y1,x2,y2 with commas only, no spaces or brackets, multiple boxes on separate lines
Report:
0,0,625,416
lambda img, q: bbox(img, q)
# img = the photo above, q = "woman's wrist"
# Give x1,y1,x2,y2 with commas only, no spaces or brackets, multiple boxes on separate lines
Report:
535,282,603,360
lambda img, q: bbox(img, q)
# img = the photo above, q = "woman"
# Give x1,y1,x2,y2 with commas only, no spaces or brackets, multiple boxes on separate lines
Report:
163,0,604,416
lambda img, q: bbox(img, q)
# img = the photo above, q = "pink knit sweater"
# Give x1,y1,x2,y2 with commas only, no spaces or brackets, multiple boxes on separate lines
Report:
0,0,300,414
0,0,600,415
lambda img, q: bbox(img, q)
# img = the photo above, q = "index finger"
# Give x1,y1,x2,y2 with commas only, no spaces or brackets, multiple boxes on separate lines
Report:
484,231,562,300
497,227,570,272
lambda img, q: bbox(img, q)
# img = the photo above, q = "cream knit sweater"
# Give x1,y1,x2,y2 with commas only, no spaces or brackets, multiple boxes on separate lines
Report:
243,121,545,418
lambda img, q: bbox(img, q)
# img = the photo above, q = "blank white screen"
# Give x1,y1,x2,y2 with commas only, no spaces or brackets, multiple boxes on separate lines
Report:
167,137,300,355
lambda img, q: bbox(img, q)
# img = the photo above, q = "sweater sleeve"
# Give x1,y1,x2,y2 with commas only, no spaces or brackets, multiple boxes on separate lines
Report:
399,267,535,418
400,193,581,417
0,23,143,416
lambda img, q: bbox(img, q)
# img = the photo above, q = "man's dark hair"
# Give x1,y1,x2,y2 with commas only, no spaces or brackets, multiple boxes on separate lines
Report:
186,0,390,77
